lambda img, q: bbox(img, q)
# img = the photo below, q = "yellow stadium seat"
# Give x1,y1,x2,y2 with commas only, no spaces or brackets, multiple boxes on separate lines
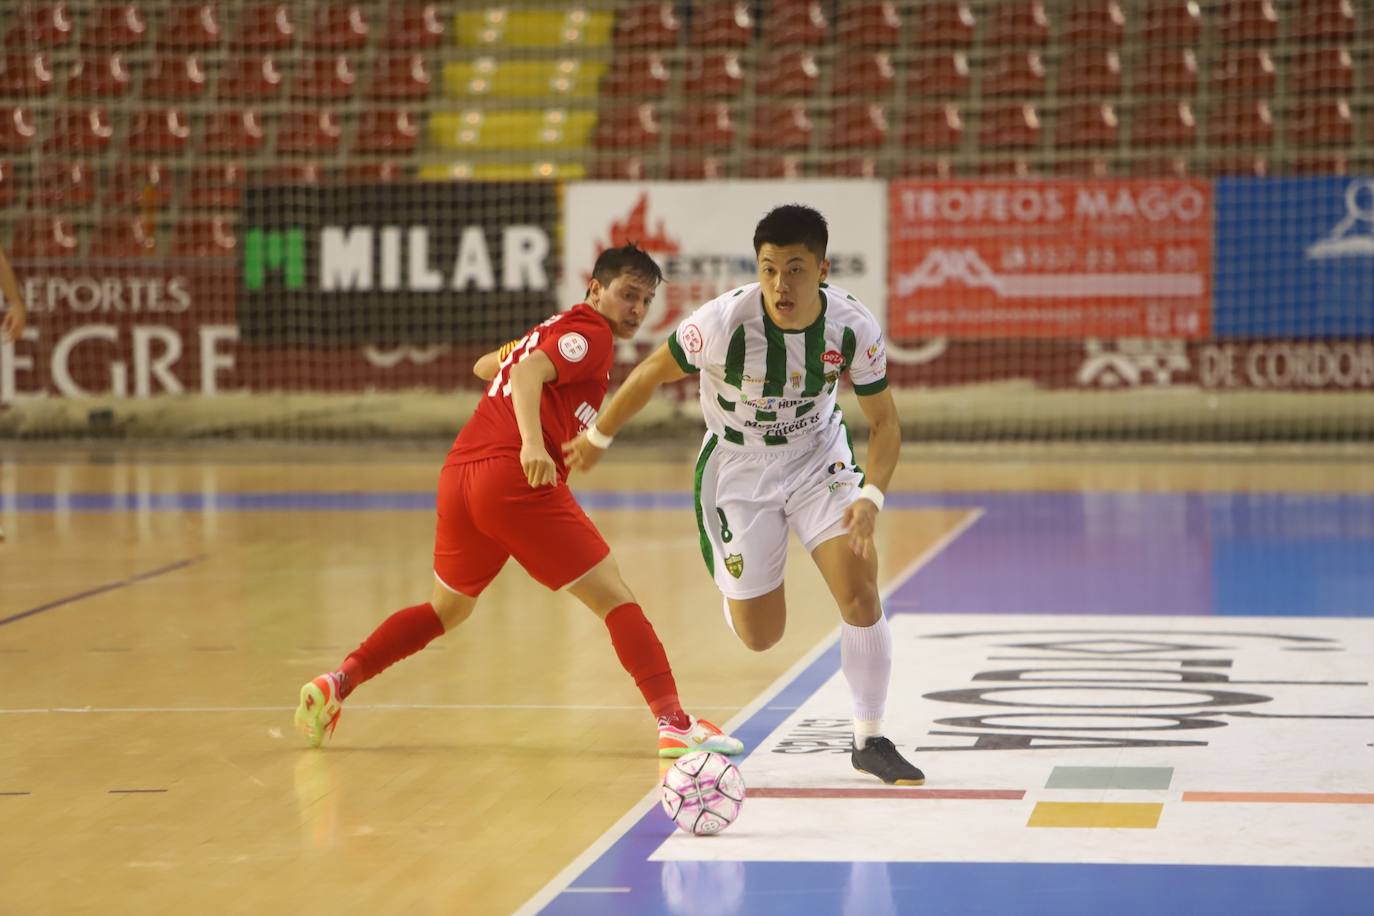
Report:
454,8,613,49
417,161,587,181
443,58,606,99
428,109,597,150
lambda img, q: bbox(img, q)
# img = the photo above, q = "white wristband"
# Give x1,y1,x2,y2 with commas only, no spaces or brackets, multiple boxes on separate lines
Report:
858,484,885,511
584,424,614,449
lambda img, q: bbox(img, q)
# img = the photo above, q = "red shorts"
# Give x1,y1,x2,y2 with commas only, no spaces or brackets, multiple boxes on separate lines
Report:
433,457,610,596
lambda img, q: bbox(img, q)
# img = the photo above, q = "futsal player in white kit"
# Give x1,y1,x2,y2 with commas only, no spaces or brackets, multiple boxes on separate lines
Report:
564,204,924,785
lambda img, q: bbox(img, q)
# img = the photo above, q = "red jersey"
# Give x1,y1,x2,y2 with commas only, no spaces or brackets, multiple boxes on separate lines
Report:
449,303,614,481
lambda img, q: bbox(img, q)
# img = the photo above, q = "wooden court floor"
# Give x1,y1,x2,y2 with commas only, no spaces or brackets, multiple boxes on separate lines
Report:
2,442,1372,915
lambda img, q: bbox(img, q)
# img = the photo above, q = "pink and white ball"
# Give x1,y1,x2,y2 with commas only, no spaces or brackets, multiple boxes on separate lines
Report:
660,751,745,836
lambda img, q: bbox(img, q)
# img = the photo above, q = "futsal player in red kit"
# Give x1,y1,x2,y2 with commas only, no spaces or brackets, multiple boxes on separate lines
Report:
294,244,743,758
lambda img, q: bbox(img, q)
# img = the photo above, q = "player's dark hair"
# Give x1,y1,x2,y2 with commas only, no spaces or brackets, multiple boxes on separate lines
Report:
589,243,664,292
753,205,828,260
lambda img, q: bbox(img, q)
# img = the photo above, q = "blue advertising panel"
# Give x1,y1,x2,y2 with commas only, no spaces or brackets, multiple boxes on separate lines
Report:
1214,177,1374,338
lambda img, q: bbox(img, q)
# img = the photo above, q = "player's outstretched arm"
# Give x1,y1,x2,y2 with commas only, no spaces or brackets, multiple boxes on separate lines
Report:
563,341,688,473
842,387,902,560
510,349,559,487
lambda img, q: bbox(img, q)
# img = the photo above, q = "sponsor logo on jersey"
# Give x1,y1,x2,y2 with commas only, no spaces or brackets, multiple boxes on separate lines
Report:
821,350,844,366
743,413,822,436
724,554,744,578
575,401,599,429
827,461,846,474
681,323,704,353
558,332,589,362
828,480,854,493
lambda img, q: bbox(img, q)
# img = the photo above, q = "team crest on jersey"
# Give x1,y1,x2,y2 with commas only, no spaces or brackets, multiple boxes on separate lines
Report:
558,333,589,362
681,323,704,353
724,553,744,578
821,350,844,366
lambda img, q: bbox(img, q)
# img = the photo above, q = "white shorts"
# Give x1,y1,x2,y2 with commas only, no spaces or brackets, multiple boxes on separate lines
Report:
692,419,866,600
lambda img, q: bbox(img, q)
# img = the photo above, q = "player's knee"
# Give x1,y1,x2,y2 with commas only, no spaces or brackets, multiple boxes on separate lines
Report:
430,586,475,631
835,586,881,627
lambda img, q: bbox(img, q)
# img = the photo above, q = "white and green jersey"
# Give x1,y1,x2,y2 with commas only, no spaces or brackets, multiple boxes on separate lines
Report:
666,283,888,448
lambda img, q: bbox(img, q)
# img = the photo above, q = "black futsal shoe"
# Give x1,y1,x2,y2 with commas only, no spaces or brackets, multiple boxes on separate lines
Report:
852,736,926,785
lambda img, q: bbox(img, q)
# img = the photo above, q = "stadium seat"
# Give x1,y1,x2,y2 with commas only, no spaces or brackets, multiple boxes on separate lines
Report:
258,161,323,185
906,52,968,98
291,56,356,101
820,156,881,178
45,108,114,152
666,155,728,179
9,216,79,258
979,104,1041,150
156,3,222,49
81,5,147,48
276,110,341,154
1208,154,1268,176
0,53,56,97
1140,1,1202,46
183,162,244,208
589,155,650,179
231,5,295,50
341,161,405,183
741,154,804,178
368,54,432,100
172,218,237,258
217,56,284,100
104,161,172,207
750,102,813,149
675,102,736,149
1215,0,1278,43
1055,101,1119,148
1287,153,1350,174
762,0,828,47
903,104,964,150
894,156,956,178
592,103,662,149
1130,154,1190,176
66,54,132,97
690,2,754,47
683,51,746,98
306,4,369,50
1057,49,1120,96
601,53,672,98
1210,48,1273,96
1286,98,1353,146
0,161,11,207
1130,99,1197,147
1208,99,1273,146
1052,155,1112,177
142,54,207,99
755,51,820,97
1062,0,1126,46
356,109,419,153
614,4,681,48
1136,48,1200,95
983,2,1050,47
977,157,1038,177
830,52,893,98
1289,46,1353,94
202,109,265,153
381,5,444,49
429,109,596,150
837,2,902,48
127,108,192,153
1291,0,1355,42
982,51,1046,97
90,216,157,257
0,107,37,151
443,58,604,100
4,4,74,48
456,9,613,49
826,103,889,150
30,160,93,206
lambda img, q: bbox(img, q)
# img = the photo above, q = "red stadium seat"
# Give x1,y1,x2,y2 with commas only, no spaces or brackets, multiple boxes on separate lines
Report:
202,109,265,153
755,51,819,97
983,2,1050,47
904,104,964,150
1208,99,1273,146
1052,155,1113,177
0,53,56,97
1055,101,1119,148
1130,99,1197,147
1286,98,1354,146
593,103,662,149
81,5,148,48
9,216,79,259
818,156,879,178
45,108,114,152
30,160,93,206
5,4,74,49
1291,0,1355,42
1210,48,1273,95
368,54,432,100
0,161,12,207
172,218,236,258
1290,46,1353,94
906,52,969,98
837,2,902,48
615,4,681,48
826,103,889,150
750,102,813,149
156,3,222,49
183,162,245,208
231,5,296,50
1130,154,1190,177
675,102,736,148
0,107,37,151
217,56,284,101
1058,49,1121,96
683,51,745,98
894,156,956,179
276,110,341,154
1288,154,1349,175
830,52,893,98
1062,0,1126,46
307,5,369,50
142,54,207,99
1136,48,1200,96
979,103,1041,150
1141,1,1202,46
90,217,157,257
66,54,133,97
291,56,356,101
982,51,1046,97
601,53,672,98
341,161,405,183
690,2,754,47
976,157,1038,178
257,161,323,185
763,0,828,47
740,154,803,178
589,155,650,180
127,108,192,154
381,5,444,49
104,161,172,207
1208,154,1268,176
1216,1,1278,43
912,2,975,48
666,155,728,179
356,109,419,153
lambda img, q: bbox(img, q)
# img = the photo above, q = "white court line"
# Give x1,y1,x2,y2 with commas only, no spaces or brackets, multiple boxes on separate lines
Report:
514,507,985,916
0,703,744,715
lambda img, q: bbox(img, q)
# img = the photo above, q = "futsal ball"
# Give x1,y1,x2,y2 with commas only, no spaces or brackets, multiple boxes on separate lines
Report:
660,751,745,836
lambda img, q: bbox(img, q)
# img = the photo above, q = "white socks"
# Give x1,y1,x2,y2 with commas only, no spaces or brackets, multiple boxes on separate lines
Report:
841,615,893,746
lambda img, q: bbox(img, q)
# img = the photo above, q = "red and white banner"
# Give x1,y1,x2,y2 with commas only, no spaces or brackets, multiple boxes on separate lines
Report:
888,181,1213,340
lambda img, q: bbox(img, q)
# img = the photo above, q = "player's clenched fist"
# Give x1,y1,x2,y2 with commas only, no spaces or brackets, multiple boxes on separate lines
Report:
520,442,557,487
561,432,605,473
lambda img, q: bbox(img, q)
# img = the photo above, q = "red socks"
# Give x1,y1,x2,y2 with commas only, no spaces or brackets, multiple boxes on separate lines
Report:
338,603,445,699
604,603,687,727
